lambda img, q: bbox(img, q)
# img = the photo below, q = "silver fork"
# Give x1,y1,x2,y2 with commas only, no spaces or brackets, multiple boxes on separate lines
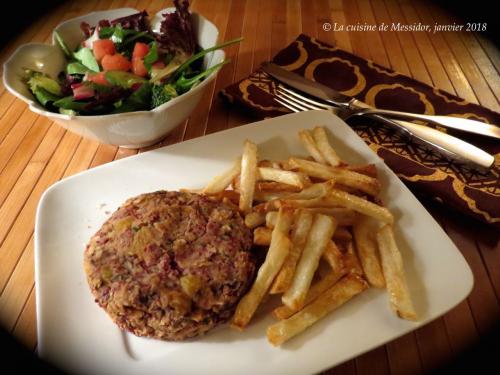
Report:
272,85,495,169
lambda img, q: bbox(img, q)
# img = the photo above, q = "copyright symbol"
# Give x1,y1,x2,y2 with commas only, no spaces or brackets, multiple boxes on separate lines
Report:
323,22,332,31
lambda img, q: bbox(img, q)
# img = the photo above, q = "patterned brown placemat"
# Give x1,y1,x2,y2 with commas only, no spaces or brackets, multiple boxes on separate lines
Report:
220,34,500,227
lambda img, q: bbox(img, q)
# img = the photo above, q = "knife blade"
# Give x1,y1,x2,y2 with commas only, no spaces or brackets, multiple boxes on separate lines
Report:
261,62,361,108
262,62,500,140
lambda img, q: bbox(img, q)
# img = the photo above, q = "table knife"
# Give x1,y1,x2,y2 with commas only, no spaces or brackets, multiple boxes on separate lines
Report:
262,62,500,140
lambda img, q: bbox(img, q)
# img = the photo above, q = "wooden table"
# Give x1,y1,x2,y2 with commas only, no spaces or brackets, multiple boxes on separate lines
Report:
0,0,498,373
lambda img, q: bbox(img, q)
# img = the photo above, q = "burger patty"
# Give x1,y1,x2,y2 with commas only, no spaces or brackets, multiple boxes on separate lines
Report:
84,191,255,341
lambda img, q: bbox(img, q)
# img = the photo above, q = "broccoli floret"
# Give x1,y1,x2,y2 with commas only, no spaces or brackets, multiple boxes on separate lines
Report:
151,83,178,108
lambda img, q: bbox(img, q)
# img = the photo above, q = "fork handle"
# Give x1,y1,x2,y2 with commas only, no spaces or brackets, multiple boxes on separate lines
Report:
368,114,495,169
360,107,500,140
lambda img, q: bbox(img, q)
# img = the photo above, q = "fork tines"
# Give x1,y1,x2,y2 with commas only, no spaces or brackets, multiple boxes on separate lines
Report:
272,85,333,112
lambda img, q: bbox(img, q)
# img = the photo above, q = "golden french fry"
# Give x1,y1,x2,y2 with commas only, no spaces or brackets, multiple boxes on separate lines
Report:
282,214,337,310
278,196,337,210
353,216,385,288
270,210,314,294
343,163,378,178
284,180,335,200
239,140,258,213
253,191,291,202
268,274,368,345
257,160,274,168
316,258,333,279
231,174,240,192
273,266,346,320
332,184,367,196
330,168,381,196
245,211,266,229
312,126,341,167
232,208,294,329
253,200,281,214
253,226,272,246
275,159,294,171
256,181,301,193
234,231,291,329
333,227,352,241
252,202,267,213
259,181,336,213
266,211,278,228
257,160,284,169
289,158,380,196
289,157,336,180
203,157,242,194
267,207,355,229
305,207,357,226
273,208,294,233
327,189,393,224
302,174,313,187
258,167,307,188
343,240,364,276
298,130,326,163
322,240,344,274
377,225,417,321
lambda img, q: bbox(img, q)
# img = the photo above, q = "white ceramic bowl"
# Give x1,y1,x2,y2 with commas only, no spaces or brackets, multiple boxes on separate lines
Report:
3,8,224,148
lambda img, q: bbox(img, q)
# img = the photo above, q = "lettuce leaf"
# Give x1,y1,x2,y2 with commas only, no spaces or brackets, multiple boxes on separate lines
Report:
54,31,72,58
111,10,150,32
73,48,100,72
143,41,158,71
156,0,197,56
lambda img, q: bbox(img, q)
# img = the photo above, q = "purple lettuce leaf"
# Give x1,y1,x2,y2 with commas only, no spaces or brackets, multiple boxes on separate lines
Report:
58,73,82,96
80,22,94,38
81,12,148,43
156,0,197,56
98,20,111,28
84,86,131,110
110,10,150,32
80,20,110,39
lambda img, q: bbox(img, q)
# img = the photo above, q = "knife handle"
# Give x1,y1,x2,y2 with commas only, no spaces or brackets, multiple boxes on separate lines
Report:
351,100,500,140
365,108,500,140
368,114,495,169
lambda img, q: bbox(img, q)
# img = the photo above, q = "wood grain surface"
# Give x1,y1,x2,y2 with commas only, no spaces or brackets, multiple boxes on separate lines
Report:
0,0,498,373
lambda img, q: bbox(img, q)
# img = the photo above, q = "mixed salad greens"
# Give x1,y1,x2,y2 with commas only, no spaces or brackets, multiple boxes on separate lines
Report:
24,0,241,116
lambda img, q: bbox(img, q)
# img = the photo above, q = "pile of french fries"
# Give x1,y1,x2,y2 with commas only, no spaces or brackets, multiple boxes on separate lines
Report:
201,126,417,346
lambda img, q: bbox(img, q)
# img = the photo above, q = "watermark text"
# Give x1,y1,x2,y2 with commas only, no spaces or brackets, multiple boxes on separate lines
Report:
322,22,487,34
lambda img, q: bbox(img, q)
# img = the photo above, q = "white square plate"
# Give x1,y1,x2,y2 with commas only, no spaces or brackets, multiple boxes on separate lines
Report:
35,110,473,375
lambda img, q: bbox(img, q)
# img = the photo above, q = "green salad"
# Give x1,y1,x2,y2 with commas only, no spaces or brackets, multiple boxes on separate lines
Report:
24,0,241,116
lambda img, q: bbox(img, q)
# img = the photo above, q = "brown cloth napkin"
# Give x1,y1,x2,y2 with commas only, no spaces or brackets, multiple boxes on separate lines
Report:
220,34,500,227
